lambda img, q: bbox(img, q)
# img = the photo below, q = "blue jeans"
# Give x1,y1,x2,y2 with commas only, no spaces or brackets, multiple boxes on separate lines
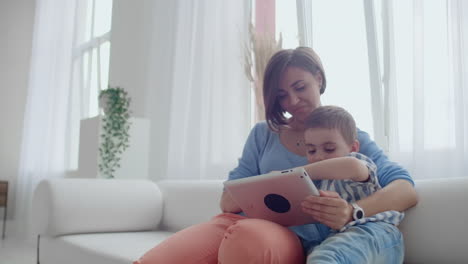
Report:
305,222,404,264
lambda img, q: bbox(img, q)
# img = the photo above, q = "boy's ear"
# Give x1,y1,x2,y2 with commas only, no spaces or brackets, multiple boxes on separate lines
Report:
350,140,360,152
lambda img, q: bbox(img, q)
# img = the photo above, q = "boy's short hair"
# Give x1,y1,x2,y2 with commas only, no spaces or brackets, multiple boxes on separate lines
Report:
305,106,357,144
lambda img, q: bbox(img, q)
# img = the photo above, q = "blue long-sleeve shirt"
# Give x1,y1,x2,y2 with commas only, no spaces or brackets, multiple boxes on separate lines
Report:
228,122,413,187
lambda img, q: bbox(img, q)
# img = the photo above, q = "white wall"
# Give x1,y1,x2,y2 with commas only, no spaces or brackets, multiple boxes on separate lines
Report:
108,0,155,118
0,0,35,219
109,0,175,180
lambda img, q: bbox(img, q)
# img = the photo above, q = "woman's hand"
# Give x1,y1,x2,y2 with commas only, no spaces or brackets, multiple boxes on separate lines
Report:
301,190,353,230
220,190,242,213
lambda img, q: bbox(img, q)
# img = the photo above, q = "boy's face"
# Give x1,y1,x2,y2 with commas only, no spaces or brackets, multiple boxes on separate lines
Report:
304,128,359,164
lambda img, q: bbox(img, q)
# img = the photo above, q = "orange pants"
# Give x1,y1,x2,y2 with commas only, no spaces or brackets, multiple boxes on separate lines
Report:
134,213,305,264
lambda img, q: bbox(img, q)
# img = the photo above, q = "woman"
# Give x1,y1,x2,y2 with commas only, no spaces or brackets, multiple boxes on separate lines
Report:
135,47,418,264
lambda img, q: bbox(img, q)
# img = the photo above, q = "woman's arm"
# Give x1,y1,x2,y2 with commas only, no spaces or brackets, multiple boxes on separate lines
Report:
357,129,419,213
356,179,418,216
302,156,369,182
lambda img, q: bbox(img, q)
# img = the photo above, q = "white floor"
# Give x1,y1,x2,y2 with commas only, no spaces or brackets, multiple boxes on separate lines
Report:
0,237,36,264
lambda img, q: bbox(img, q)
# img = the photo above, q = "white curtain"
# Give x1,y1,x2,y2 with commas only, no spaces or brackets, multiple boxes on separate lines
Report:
294,0,468,180
14,0,77,239
145,0,252,180
386,0,468,180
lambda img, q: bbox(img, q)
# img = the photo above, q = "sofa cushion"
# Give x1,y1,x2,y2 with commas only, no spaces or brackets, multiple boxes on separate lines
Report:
399,177,468,263
40,231,174,264
157,180,224,231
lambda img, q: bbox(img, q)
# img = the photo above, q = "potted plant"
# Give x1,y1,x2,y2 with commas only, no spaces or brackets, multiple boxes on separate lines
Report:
98,86,132,178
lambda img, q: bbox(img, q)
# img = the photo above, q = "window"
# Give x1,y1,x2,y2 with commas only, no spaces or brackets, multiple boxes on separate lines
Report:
68,0,113,170
266,0,376,138
73,0,113,118
377,0,454,151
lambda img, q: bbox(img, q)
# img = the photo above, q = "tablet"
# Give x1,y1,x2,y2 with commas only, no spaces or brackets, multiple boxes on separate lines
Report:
223,167,320,226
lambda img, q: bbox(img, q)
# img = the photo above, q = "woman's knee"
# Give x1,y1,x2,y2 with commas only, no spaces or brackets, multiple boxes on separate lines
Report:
134,213,244,264
218,219,304,264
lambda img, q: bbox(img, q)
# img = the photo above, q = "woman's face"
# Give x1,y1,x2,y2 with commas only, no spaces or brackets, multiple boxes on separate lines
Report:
277,66,322,123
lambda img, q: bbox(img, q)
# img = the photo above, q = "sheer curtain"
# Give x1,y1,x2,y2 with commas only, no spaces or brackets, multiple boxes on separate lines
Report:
293,1,376,137
386,0,468,180
14,0,78,239
295,0,468,180
145,0,252,180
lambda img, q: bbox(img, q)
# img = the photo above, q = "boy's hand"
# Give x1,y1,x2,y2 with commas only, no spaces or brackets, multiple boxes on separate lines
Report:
301,190,353,230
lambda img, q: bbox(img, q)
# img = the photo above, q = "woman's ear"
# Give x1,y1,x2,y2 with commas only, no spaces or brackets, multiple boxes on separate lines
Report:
314,73,323,88
350,140,360,152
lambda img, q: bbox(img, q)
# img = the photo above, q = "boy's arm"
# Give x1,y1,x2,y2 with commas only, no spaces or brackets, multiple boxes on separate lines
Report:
302,156,369,182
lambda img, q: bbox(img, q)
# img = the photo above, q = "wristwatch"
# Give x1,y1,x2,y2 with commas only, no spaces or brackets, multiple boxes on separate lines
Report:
351,202,365,220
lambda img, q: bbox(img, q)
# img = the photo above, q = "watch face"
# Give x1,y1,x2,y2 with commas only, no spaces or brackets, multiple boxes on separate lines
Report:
352,203,365,220
355,209,364,219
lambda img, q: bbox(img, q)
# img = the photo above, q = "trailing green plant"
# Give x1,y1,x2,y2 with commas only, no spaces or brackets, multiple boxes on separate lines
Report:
98,86,132,178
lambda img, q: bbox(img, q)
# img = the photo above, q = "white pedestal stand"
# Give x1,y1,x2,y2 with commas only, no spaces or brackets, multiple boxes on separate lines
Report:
76,116,150,179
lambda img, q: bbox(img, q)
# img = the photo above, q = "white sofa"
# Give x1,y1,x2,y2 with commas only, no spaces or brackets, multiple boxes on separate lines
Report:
32,177,468,264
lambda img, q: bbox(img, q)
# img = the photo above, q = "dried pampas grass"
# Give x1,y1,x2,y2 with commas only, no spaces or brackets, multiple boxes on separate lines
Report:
244,23,282,122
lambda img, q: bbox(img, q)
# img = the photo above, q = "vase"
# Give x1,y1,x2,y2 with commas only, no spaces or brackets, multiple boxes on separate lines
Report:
99,93,110,115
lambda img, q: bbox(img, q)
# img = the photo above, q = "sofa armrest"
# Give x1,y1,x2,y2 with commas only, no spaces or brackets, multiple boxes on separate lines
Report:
400,177,468,263
32,178,163,237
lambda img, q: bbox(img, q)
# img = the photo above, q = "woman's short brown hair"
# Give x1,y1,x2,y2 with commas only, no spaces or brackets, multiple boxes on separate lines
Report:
263,47,327,132
305,105,357,145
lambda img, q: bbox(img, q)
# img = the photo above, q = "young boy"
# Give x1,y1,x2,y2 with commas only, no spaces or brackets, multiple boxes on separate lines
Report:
291,106,404,263
297,105,404,254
